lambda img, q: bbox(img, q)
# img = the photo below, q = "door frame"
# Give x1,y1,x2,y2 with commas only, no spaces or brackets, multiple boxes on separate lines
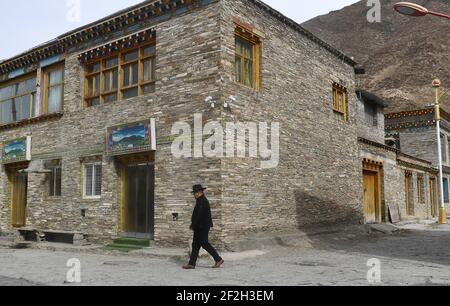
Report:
363,159,383,223
429,177,438,218
117,152,155,239
6,162,29,228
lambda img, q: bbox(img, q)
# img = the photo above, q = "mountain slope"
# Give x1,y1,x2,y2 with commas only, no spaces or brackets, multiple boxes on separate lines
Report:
302,0,450,112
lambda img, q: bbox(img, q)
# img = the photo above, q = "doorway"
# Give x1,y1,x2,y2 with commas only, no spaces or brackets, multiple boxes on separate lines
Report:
429,177,438,218
8,168,28,228
120,155,155,240
363,170,380,223
362,159,382,224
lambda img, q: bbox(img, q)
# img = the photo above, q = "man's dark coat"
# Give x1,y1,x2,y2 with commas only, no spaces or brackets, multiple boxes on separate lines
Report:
191,195,214,231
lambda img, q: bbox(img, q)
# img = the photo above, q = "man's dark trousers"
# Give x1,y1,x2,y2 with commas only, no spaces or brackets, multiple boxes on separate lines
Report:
189,228,222,266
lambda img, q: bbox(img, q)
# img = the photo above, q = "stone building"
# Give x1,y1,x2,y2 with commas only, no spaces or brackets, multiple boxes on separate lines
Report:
0,0,423,247
357,91,438,223
386,107,450,216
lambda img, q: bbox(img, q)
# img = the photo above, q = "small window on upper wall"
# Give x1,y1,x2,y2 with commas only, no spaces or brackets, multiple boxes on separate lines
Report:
332,83,348,121
84,43,156,108
234,26,260,90
43,64,65,114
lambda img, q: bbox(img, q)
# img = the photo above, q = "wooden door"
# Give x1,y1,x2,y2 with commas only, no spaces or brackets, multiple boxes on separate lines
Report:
11,172,28,227
429,178,437,218
363,171,377,223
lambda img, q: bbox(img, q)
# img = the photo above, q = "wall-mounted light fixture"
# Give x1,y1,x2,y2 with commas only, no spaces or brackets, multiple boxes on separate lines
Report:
205,96,217,108
224,95,237,109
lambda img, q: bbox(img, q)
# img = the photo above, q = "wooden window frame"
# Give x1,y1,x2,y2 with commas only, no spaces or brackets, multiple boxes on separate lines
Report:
234,27,261,91
48,165,62,198
332,83,348,121
83,161,102,199
0,73,37,125
83,40,156,108
43,63,65,114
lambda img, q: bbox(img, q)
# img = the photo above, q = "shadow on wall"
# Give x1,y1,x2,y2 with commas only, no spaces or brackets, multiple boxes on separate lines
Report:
294,190,363,228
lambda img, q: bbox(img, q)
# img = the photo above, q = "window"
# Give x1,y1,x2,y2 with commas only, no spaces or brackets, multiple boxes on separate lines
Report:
48,165,62,197
235,28,260,90
84,43,156,107
44,65,64,114
364,103,377,127
441,134,447,163
332,84,348,120
83,162,102,198
0,76,37,125
443,178,449,204
417,175,424,204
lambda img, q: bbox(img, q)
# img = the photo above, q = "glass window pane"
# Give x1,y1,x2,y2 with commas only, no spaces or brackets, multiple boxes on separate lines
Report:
49,169,55,196
142,45,155,57
105,57,118,69
444,178,449,203
1,100,12,124
122,87,138,99
25,78,36,92
104,93,117,104
0,86,12,101
132,63,138,85
55,167,62,197
87,97,100,107
123,65,131,87
85,165,93,197
87,75,100,96
47,86,62,113
49,69,63,86
244,59,253,87
31,93,38,118
87,62,100,73
104,69,118,92
142,59,155,82
235,56,242,83
11,98,19,122
94,164,102,196
123,50,138,62
20,95,31,120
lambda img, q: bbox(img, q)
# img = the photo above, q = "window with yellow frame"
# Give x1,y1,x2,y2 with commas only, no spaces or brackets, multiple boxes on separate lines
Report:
332,83,348,120
43,63,65,114
84,42,156,108
234,26,260,90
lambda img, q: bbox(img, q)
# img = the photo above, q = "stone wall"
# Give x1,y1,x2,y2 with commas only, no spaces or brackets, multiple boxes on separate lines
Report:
217,0,363,243
0,2,224,246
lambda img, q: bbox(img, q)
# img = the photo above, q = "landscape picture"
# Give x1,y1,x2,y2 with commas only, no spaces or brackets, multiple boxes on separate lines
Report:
108,121,150,155
2,138,26,161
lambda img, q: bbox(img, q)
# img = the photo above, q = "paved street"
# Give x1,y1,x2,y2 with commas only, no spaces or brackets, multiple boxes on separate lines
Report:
1,224,450,286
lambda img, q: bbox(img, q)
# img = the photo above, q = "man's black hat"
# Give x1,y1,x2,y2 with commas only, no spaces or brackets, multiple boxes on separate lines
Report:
192,185,207,193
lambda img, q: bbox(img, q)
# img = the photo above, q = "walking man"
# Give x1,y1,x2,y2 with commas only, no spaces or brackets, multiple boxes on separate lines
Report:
183,185,224,269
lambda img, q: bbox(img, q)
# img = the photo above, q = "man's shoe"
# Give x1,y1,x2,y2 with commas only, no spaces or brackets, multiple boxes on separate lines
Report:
212,259,224,269
182,264,196,270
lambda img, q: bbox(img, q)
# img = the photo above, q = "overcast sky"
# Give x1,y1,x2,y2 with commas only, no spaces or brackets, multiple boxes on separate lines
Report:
0,0,358,60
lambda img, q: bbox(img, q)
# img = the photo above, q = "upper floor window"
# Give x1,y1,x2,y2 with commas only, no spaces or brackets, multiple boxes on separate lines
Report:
0,75,37,125
43,64,65,114
332,83,348,121
235,27,260,90
364,103,378,127
84,44,156,107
